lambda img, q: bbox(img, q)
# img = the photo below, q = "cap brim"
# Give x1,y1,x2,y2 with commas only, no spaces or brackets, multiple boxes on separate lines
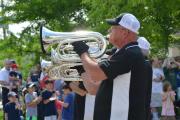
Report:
106,19,119,25
8,93,17,97
22,88,27,92
29,84,35,88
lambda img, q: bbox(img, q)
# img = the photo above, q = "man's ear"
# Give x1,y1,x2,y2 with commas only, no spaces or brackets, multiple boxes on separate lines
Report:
123,29,130,39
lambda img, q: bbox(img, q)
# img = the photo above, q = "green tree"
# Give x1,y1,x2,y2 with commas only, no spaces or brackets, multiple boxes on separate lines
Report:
82,0,180,57
2,0,86,31
0,0,86,78
0,0,180,78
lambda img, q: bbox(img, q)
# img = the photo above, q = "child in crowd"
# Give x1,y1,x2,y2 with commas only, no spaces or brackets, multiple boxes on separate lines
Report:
9,71,21,94
4,92,22,120
56,99,62,120
25,83,41,120
161,82,176,120
41,80,57,120
62,84,75,120
21,87,28,118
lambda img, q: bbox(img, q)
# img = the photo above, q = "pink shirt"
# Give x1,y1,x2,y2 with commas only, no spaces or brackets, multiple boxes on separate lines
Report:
161,91,175,116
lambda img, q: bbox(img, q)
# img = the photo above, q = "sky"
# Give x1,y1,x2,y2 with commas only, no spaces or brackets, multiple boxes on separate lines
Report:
9,22,30,34
0,0,30,38
0,22,30,38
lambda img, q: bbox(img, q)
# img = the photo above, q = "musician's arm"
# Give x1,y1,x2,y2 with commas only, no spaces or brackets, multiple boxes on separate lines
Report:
81,72,101,95
80,53,107,81
81,51,131,82
83,80,100,95
73,41,128,81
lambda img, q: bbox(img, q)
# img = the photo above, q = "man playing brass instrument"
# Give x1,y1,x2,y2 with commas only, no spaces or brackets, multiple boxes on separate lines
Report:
72,13,150,120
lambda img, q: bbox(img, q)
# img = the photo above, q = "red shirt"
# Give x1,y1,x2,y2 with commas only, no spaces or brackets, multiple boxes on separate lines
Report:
55,100,62,110
40,75,49,89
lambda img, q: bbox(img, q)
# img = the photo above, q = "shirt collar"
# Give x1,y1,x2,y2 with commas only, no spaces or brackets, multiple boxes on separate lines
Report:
118,42,139,53
124,42,139,50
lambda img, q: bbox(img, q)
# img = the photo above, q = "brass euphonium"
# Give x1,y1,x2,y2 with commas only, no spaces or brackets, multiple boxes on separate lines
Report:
40,26,107,81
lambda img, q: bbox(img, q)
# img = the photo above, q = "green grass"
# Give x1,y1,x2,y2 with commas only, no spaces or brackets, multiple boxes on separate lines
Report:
0,110,3,120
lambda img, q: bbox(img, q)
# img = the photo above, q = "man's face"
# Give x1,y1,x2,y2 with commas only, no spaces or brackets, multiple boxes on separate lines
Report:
152,58,159,67
167,85,172,91
5,61,12,70
63,88,70,95
9,75,16,81
45,82,53,90
28,87,35,93
8,96,17,102
108,26,128,48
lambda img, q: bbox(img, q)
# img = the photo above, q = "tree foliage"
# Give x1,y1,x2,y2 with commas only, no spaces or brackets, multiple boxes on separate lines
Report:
0,0,85,77
0,0,179,78
82,0,180,56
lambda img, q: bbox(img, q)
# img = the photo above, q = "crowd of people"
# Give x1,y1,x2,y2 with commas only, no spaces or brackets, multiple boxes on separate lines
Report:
0,13,179,120
0,59,96,120
151,56,180,120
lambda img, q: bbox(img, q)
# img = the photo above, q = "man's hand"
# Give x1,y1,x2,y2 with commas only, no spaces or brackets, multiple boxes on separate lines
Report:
72,41,89,56
81,72,101,95
69,81,87,96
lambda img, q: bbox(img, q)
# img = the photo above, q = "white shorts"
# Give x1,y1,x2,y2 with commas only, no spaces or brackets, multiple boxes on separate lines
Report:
44,115,57,120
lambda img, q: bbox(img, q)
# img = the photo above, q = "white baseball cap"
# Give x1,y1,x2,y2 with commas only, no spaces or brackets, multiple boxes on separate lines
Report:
137,37,151,50
106,13,140,33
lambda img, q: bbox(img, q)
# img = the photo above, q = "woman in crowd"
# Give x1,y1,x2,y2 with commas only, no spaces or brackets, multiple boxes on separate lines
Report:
163,57,180,91
151,57,165,120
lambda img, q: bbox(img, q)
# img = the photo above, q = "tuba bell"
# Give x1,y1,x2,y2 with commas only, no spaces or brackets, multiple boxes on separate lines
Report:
40,26,108,81
40,26,107,62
